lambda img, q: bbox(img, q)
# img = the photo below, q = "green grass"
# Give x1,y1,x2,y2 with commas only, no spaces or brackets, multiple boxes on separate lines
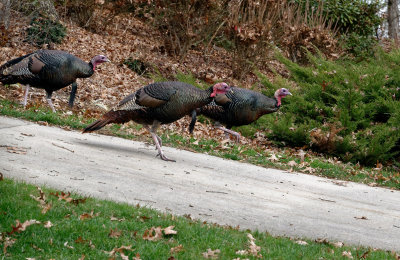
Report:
1,98,399,190
0,99,92,129
0,178,396,259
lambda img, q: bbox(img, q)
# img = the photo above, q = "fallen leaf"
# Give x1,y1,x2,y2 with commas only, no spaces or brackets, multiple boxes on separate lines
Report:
105,245,133,258
360,250,370,259
170,244,183,253
295,240,308,245
235,249,247,255
247,234,262,257
268,153,279,161
133,253,142,260
287,160,297,167
235,234,262,257
44,221,53,228
51,192,73,202
139,215,151,222
163,226,177,235
64,241,74,249
8,219,41,235
314,238,329,244
110,215,125,222
75,237,88,244
3,237,16,254
79,210,99,220
202,248,220,259
78,255,85,260
342,251,353,259
79,213,93,220
30,187,52,214
32,244,43,251
109,228,122,238
333,241,344,248
143,226,163,241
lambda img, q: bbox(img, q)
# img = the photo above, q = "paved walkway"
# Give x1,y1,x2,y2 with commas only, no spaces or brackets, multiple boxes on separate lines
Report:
1,116,399,251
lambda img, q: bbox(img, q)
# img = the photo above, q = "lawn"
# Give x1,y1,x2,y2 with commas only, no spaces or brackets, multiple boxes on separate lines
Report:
0,178,395,259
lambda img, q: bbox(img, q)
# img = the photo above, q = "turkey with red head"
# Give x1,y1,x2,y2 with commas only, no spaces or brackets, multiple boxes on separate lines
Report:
83,81,231,162
0,49,110,112
189,87,292,142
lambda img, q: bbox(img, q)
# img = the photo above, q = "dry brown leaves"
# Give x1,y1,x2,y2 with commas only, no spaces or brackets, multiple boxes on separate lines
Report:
2,236,16,254
50,191,87,205
342,251,353,259
202,248,220,259
170,244,184,254
30,187,52,214
295,240,308,245
43,221,53,229
235,234,262,258
105,245,136,260
79,210,100,220
75,237,95,249
7,219,41,235
110,215,126,222
109,228,122,238
142,226,177,241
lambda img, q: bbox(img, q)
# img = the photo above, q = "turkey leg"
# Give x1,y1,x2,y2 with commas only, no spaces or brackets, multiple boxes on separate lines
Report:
45,92,56,113
146,122,175,162
216,125,241,143
22,85,30,108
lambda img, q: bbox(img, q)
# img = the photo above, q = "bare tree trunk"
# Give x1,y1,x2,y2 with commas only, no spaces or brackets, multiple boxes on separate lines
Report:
0,0,11,29
388,0,399,40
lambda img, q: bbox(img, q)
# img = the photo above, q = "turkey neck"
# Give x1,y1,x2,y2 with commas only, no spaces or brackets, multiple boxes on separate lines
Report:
87,61,95,74
258,95,280,114
204,86,216,102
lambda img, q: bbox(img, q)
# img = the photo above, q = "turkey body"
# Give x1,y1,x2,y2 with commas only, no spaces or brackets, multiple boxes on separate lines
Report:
0,49,109,111
200,87,280,128
190,87,291,141
83,81,231,161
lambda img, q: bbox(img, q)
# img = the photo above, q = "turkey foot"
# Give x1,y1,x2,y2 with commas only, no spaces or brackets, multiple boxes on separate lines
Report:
151,132,175,162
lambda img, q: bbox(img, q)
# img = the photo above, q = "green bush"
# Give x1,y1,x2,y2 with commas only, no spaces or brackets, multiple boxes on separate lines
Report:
260,50,400,166
26,16,66,46
123,58,150,76
292,0,382,58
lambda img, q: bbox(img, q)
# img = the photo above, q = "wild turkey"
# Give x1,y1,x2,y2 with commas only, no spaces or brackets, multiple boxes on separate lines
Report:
189,87,292,141
83,81,231,161
0,49,110,112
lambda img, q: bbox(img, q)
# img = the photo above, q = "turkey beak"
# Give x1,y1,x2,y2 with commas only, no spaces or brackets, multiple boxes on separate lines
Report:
105,58,111,62
287,91,292,96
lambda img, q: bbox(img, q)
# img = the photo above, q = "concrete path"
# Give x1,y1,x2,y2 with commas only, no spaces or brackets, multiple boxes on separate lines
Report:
0,116,399,251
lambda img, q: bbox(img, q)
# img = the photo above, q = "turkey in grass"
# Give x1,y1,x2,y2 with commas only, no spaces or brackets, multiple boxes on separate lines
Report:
83,81,232,162
0,49,110,112
189,87,292,142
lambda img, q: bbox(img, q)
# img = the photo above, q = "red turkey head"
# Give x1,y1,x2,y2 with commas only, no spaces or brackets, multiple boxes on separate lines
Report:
91,55,110,70
211,82,231,97
274,88,292,107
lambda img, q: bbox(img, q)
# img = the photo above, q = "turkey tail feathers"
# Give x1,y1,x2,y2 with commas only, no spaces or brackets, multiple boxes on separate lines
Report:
82,110,132,133
82,118,111,133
